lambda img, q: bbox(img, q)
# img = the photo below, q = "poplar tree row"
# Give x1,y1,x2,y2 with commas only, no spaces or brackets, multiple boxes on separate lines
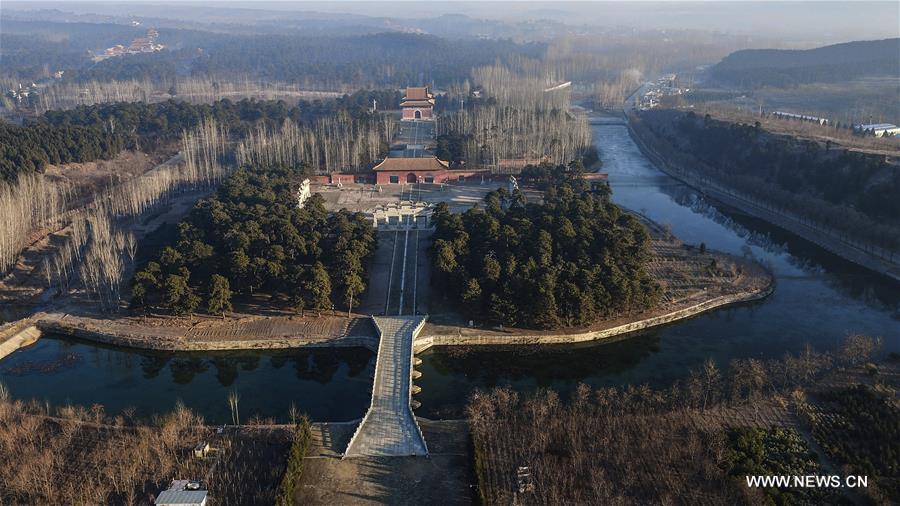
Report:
236,112,394,174
436,65,592,167
41,119,228,310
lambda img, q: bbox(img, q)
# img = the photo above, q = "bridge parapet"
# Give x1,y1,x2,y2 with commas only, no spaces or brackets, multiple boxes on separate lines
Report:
343,315,429,458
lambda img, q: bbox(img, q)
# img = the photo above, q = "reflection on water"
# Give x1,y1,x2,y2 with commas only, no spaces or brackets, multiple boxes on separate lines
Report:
425,333,661,384
0,335,374,423
414,124,900,419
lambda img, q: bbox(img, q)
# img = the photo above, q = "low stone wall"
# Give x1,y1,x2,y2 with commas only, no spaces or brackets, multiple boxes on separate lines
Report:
33,320,379,353
414,284,773,351
0,321,41,360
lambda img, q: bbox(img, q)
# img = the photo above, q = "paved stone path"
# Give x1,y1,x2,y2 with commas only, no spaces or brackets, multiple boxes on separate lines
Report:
344,315,428,457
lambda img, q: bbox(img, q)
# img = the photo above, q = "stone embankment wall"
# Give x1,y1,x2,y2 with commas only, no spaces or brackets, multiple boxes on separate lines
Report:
0,321,41,360
3,281,771,357
41,324,378,352
29,318,378,353
414,285,773,352
627,119,900,283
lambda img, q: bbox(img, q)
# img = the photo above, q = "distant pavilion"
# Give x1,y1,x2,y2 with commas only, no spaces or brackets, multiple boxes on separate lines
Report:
400,86,435,121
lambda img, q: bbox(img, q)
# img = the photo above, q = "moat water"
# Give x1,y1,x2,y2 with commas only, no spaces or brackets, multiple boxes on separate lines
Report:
2,123,898,422
413,123,900,418
0,337,374,422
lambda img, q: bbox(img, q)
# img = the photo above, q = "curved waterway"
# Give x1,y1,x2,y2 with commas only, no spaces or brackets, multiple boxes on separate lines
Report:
413,123,900,419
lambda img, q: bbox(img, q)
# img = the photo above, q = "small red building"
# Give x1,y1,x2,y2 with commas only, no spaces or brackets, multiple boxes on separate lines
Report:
401,86,435,121
372,156,484,185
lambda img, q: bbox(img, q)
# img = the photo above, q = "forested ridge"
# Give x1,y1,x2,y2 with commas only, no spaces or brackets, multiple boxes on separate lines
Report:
2,19,543,88
132,164,376,315
635,109,900,253
430,163,659,329
711,38,900,87
0,92,396,181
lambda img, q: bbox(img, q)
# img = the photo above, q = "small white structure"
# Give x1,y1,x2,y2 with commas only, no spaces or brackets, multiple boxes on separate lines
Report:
543,81,572,92
155,490,207,506
297,178,312,208
156,480,207,506
508,175,519,195
193,441,210,459
517,466,535,493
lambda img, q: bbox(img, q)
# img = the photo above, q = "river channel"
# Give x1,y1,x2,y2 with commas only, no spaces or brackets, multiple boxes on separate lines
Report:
413,123,900,419
1,123,898,422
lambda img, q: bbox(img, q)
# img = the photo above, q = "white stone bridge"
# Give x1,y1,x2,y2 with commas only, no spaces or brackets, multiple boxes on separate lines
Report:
343,315,429,457
344,202,430,458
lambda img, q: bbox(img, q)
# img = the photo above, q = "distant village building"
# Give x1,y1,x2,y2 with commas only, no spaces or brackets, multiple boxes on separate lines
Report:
6,71,65,103
855,123,900,137
636,74,687,110
400,86,435,121
103,29,164,58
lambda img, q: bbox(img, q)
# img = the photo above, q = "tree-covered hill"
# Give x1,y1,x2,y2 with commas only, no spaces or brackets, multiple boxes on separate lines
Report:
2,18,544,88
132,164,376,315
711,38,900,87
430,163,660,329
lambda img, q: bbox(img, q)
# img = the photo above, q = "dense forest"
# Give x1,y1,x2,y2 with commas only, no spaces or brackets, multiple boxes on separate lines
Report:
0,34,92,80
635,109,900,254
711,38,900,87
430,163,659,329
0,93,396,181
131,164,376,315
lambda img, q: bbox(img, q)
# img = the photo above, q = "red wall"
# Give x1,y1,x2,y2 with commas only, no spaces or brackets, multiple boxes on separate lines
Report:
375,169,486,185
401,107,433,120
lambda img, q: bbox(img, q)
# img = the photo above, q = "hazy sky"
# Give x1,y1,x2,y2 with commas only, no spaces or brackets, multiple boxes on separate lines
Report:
5,1,899,44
